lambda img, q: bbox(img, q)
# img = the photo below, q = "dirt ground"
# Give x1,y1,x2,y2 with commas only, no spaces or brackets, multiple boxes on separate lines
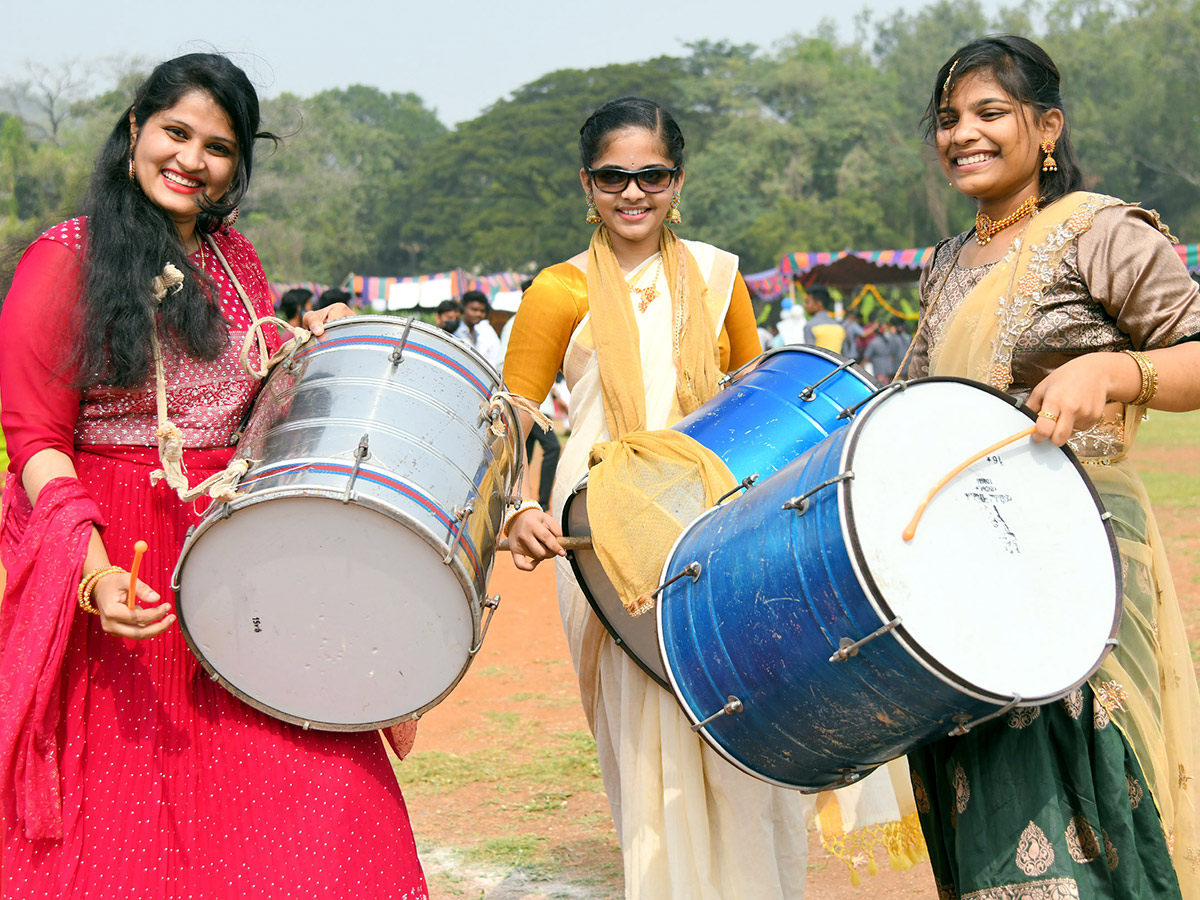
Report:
404,438,1200,899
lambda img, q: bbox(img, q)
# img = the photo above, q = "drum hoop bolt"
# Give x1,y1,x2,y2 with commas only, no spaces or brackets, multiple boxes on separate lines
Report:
443,501,475,565
782,472,854,515
342,433,372,504
798,359,857,402
651,561,702,600
716,473,758,505
838,379,908,420
947,695,1023,736
691,695,744,732
389,317,414,365
828,616,902,662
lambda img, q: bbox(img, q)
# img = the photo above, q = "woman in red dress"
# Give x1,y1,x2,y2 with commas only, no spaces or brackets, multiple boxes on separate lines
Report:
0,54,427,899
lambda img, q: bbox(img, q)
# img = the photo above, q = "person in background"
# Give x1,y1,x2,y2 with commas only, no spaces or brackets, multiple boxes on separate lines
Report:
905,34,1200,899
800,286,846,352
434,298,462,333
278,287,313,326
0,53,426,899
863,321,903,382
455,290,503,369
315,286,352,311
841,308,864,362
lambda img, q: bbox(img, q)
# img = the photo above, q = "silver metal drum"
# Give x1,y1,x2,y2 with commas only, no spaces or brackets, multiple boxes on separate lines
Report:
173,316,521,731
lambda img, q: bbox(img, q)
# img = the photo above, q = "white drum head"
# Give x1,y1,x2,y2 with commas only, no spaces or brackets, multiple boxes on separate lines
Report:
845,379,1119,702
178,495,476,728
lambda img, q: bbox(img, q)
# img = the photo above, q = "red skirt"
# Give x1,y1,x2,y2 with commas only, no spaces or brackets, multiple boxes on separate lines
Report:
2,447,428,899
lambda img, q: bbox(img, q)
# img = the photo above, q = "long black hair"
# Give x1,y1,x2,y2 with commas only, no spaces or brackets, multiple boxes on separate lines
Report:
76,53,278,388
922,35,1084,207
579,97,685,170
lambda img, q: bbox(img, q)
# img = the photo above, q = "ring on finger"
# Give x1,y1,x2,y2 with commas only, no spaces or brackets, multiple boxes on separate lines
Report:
1037,410,1059,422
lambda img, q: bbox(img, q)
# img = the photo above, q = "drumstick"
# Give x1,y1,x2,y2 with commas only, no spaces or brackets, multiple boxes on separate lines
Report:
497,536,592,552
128,540,148,610
902,425,1037,542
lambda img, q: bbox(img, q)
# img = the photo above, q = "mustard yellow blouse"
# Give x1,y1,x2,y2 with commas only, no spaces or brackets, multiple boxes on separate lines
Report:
503,261,761,403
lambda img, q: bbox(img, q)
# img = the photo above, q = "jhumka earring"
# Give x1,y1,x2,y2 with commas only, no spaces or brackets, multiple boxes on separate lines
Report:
585,192,602,225
223,206,240,228
666,191,682,225
128,147,136,182
1041,139,1058,172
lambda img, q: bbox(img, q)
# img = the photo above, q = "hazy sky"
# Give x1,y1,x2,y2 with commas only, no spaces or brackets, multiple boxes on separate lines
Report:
2,0,969,126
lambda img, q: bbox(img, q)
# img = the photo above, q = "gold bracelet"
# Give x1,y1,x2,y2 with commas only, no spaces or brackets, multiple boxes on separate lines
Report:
78,565,125,615
1122,349,1158,406
501,500,543,539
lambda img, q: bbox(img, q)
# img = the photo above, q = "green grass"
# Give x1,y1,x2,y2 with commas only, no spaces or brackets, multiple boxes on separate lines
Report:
1134,410,1200,508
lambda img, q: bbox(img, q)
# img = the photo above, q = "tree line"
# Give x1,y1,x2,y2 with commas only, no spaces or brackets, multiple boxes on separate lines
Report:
1,0,1197,288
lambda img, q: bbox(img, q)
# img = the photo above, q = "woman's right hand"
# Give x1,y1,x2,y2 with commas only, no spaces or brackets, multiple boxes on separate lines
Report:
506,509,565,571
91,572,176,640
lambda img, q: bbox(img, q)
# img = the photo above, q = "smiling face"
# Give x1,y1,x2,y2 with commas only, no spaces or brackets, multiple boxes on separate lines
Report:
579,126,682,266
935,70,1061,217
130,89,239,242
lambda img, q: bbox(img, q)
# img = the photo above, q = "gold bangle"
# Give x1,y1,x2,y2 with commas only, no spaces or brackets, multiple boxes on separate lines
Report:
78,565,125,616
1122,349,1158,406
501,500,543,539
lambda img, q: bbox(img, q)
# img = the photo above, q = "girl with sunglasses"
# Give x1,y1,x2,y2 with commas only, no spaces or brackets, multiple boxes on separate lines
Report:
502,96,816,898
904,35,1200,899
0,54,426,898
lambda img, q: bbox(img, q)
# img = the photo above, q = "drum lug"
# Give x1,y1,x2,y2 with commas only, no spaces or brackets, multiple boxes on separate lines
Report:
716,473,758,505
170,526,197,592
782,472,854,515
947,695,1023,736
828,616,902,662
837,767,865,786
692,695,744,732
342,433,371,504
837,379,907,420
443,502,475,564
388,317,414,365
650,561,702,601
470,594,501,655
798,358,857,402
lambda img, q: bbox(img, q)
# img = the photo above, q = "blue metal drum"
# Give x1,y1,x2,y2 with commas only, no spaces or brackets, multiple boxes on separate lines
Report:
563,346,877,689
673,345,877,484
657,378,1121,791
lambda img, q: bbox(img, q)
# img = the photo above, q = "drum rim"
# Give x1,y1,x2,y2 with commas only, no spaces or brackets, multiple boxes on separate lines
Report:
174,484,485,731
722,344,877,392
562,477,671,690
314,313,505,386
838,376,1123,705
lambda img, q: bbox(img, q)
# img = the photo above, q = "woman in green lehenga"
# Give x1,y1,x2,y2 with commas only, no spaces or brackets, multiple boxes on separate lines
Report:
904,35,1200,899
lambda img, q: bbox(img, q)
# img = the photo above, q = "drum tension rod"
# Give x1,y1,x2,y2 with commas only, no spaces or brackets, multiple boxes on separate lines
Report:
389,317,414,365
650,561,702,600
470,594,502,655
836,378,908,420
716,473,759,505
948,695,1023,736
691,696,744,732
342,434,371,504
782,472,854,515
443,502,474,564
798,359,856,402
829,616,902,662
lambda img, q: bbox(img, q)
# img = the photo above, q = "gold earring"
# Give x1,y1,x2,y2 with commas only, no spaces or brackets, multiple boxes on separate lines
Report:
666,191,682,225
128,147,136,182
1041,139,1058,172
585,192,602,225
223,206,240,227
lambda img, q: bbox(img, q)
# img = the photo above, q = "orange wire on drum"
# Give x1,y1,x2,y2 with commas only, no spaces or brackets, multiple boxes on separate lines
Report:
902,425,1037,542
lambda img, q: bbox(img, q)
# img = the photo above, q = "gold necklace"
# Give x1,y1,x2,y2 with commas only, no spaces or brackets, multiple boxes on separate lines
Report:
975,195,1039,245
631,257,664,313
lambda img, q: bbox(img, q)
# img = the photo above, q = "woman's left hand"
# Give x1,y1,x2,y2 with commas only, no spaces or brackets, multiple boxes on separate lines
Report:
1026,352,1127,446
302,303,355,337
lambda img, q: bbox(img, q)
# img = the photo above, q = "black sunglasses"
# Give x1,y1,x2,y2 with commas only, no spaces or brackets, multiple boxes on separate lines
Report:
586,166,680,194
